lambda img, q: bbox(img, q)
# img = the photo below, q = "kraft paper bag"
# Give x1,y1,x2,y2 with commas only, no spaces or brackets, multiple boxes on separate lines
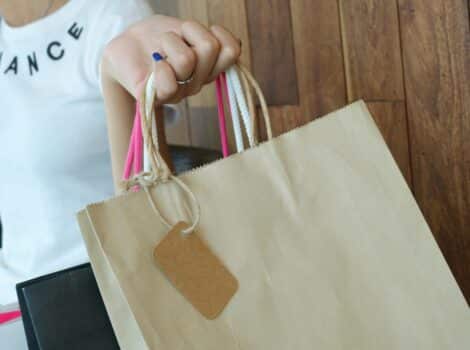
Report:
77,74,470,348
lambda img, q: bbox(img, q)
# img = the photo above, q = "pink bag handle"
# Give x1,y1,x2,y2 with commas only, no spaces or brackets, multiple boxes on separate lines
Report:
123,101,144,181
125,70,239,176
133,103,144,175
0,310,21,325
216,74,230,158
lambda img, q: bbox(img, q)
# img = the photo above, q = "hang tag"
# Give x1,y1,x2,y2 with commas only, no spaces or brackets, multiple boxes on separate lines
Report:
154,222,238,319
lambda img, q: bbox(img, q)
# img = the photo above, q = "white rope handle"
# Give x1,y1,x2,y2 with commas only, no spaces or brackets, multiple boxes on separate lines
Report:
143,74,153,172
225,72,245,152
227,67,255,148
132,63,271,234
132,73,200,235
237,63,273,140
224,64,273,151
239,67,258,145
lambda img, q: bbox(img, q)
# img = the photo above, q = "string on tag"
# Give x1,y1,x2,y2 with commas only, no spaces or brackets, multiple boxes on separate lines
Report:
121,74,200,235
121,63,270,235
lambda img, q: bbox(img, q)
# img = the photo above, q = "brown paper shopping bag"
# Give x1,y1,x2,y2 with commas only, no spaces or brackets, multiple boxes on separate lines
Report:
77,65,470,349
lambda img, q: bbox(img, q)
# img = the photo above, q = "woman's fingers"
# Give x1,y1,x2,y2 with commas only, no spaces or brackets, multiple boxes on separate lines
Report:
159,31,197,82
151,22,223,102
181,21,221,95
207,25,241,82
102,15,187,99
150,31,199,103
103,16,241,103
152,58,180,103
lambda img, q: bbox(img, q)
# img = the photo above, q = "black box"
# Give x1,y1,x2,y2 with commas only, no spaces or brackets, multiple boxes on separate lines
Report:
16,264,119,350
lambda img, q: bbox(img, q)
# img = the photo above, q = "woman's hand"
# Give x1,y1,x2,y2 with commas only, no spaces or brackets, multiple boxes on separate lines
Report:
101,14,241,103
101,15,241,193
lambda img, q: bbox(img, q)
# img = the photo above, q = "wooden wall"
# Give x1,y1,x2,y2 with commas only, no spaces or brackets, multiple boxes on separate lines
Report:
154,0,470,304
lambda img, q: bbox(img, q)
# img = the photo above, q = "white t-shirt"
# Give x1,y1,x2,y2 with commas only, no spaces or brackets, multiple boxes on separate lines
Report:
0,0,153,306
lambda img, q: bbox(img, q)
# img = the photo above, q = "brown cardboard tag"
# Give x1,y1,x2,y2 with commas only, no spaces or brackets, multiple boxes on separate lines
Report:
153,222,238,319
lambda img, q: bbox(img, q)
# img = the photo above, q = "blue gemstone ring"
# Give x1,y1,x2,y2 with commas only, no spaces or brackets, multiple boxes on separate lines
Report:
152,52,166,62
152,51,194,85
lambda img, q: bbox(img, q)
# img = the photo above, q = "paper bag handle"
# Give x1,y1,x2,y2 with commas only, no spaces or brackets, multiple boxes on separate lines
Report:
217,64,272,153
138,63,270,177
236,63,273,141
124,63,270,234
215,74,231,157
123,102,144,181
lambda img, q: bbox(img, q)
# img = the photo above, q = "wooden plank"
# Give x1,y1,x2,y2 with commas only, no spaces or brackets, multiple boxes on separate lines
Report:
205,0,255,151
153,0,191,146
164,103,191,146
207,0,252,69
178,0,209,21
152,0,178,15
178,0,216,109
289,0,347,124
367,102,412,186
339,0,405,101
398,0,470,303
245,0,299,106
175,0,218,150
257,106,302,141
188,106,221,150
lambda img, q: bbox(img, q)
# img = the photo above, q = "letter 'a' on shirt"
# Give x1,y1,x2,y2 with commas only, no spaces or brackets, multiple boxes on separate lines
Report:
0,0,153,306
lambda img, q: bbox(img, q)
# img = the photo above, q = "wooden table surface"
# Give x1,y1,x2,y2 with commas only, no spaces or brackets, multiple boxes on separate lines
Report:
156,0,470,304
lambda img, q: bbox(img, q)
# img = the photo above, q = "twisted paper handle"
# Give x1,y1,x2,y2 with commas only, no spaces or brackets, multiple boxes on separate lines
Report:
215,73,230,157
123,63,271,234
215,64,273,155
236,63,273,141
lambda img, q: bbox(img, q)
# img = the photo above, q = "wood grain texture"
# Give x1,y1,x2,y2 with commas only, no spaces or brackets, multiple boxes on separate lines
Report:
206,0,254,151
290,0,347,122
258,106,302,140
178,0,216,109
164,103,191,146
245,0,299,106
175,0,220,150
367,102,411,186
207,0,252,69
339,0,405,101
153,1,192,146
187,106,221,150
398,0,470,303
152,0,178,15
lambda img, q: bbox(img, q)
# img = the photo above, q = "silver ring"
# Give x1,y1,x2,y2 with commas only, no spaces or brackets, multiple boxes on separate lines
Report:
154,52,195,86
176,73,195,85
